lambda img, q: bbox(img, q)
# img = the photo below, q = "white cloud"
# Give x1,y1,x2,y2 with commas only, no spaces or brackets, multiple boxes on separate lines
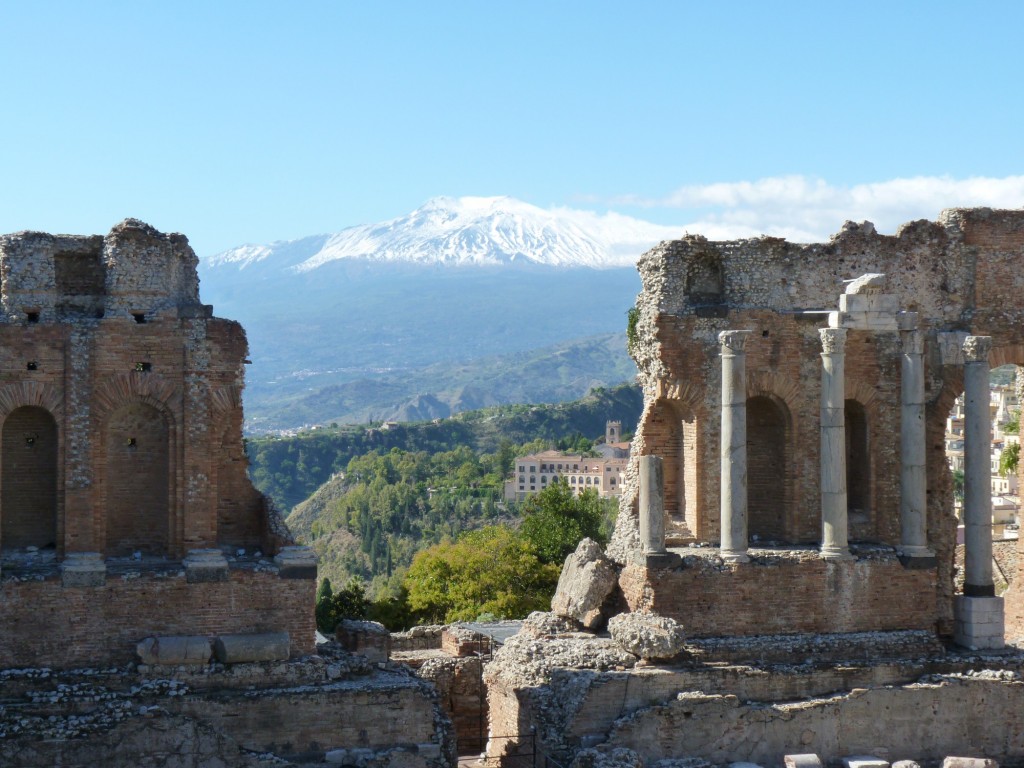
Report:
620,175,1024,242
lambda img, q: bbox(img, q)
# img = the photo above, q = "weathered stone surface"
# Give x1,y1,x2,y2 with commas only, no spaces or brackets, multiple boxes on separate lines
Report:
842,757,890,768
891,761,921,768
136,636,212,665
942,759,999,768
784,756,823,768
607,612,685,660
520,611,585,639
213,632,290,664
337,619,391,663
551,539,618,629
571,747,645,768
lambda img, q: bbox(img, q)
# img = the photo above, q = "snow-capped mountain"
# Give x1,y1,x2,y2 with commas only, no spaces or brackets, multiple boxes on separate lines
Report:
207,196,682,272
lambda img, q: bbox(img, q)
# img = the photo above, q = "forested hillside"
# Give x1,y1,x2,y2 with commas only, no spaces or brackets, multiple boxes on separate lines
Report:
247,382,642,512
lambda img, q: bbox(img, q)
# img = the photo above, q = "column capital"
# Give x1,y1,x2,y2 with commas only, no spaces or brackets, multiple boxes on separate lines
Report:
962,335,992,363
897,311,919,332
718,329,752,354
902,329,925,356
819,327,848,354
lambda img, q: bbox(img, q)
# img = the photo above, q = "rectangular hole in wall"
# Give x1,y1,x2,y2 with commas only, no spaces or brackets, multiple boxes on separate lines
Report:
134,362,152,373
26,362,37,371
26,312,39,324
132,312,146,324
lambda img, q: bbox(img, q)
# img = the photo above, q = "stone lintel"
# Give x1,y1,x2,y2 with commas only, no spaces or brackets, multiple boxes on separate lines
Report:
274,545,319,579
633,551,682,569
183,548,230,583
897,552,937,570
61,552,106,588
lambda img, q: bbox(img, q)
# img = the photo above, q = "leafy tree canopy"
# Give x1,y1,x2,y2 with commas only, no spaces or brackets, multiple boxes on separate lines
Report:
519,479,608,565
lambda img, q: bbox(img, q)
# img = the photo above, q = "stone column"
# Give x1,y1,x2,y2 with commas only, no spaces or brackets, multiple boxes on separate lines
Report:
638,455,681,568
955,335,1003,649
719,330,751,563
898,313,932,560
819,328,853,560
962,335,994,596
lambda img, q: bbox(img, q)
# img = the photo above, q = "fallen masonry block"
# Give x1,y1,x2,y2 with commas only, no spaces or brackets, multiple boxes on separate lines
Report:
336,619,391,663
213,632,290,663
551,538,618,630
942,759,999,768
608,611,686,660
785,756,823,768
843,757,890,768
136,636,212,665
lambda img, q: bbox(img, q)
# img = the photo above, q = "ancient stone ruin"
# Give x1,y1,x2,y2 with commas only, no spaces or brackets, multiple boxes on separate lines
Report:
485,208,1024,768
0,221,453,767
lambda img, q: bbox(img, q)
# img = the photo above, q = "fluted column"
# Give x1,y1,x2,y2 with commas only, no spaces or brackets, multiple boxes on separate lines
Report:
719,330,751,563
962,335,994,596
820,328,853,560
898,312,932,558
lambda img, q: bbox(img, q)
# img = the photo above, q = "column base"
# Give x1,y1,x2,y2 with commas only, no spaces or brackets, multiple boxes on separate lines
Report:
819,546,854,562
183,549,230,584
274,545,318,579
633,550,682,569
897,546,936,569
953,595,1004,650
61,552,106,588
720,549,750,564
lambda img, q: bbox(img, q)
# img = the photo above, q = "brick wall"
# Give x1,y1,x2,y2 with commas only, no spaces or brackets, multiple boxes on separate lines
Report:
620,555,937,637
0,566,315,668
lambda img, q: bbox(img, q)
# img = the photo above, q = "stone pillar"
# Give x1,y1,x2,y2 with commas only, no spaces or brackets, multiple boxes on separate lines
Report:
955,335,1003,649
819,328,853,560
898,313,932,560
962,335,994,595
638,455,680,568
719,330,751,563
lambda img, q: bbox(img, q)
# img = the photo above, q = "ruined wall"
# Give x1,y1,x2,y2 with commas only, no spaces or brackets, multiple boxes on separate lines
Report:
0,653,455,768
0,564,315,667
619,552,936,637
0,220,310,669
611,208,1024,638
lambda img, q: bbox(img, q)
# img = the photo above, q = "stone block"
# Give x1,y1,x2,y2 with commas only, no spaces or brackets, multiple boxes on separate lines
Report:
551,538,618,630
785,756,823,768
213,631,290,663
891,762,921,768
842,757,890,768
274,545,318,579
608,611,686,660
136,635,212,665
954,596,1005,649
183,548,229,583
60,552,106,587
839,294,900,314
336,619,391,663
942,759,999,768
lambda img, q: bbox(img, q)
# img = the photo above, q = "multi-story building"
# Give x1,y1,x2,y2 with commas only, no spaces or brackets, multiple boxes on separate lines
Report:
503,421,629,502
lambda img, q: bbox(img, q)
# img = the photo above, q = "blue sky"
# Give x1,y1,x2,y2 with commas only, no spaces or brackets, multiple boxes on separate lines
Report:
2,1,1023,255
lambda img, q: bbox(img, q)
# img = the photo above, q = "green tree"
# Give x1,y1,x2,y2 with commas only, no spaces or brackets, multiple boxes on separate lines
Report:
519,479,607,564
999,443,1019,478
404,526,559,623
952,469,965,501
315,576,370,632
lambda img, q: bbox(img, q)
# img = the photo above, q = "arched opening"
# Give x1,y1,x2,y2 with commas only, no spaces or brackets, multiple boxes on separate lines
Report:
845,400,871,535
649,399,699,543
747,396,788,542
105,401,169,556
1,406,58,550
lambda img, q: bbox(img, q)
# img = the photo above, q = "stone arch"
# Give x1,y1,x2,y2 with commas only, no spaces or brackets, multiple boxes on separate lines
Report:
647,393,702,542
93,373,180,557
685,252,724,305
0,381,64,422
1,406,59,551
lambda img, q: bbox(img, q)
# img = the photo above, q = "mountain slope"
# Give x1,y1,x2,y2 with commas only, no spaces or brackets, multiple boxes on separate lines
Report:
208,196,681,270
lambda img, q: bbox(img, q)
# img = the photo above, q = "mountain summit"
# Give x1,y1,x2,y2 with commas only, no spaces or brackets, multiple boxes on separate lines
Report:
207,196,681,271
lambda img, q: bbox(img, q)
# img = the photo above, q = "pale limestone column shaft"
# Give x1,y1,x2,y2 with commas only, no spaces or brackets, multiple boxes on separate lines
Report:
898,313,931,556
719,330,751,563
963,335,994,595
638,455,666,554
820,328,853,560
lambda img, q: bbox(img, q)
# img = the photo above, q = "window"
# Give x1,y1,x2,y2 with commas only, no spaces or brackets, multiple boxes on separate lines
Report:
518,465,525,473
